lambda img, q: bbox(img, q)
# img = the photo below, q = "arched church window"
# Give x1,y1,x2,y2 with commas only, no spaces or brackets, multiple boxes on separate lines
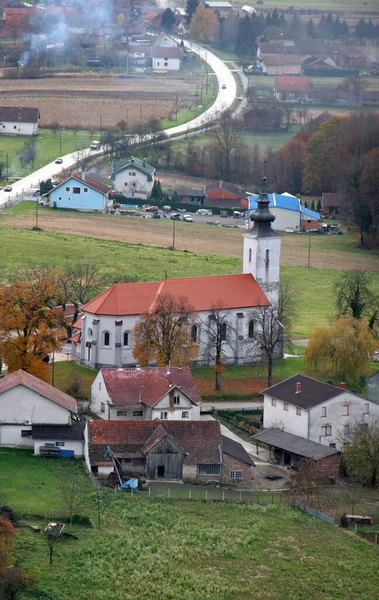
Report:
220,323,227,341
265,249,270,265
191,325,198,343
248,320,255,338
249,248,252,262
103,331,111,346
88,328,92,337
123,331,129,346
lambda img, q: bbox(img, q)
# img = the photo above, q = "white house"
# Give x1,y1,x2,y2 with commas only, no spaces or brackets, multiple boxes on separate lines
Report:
262,374,379,449
0,106,40,136
152,47,182,71
90,367,201,421
0,370,77,448
153,33,178,48
111,156,156,199
45,173,110,211
72,182,284,369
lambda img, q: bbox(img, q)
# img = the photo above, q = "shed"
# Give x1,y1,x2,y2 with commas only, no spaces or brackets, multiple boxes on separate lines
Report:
32,423,85,457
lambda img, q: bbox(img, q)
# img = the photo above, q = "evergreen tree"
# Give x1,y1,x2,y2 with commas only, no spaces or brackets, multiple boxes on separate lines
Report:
186,0,199,23
311,200,315,211
316,199,322,213
150,181,164,202
235,15,256,56
305,19,316,38
172,190,181,204
40,179,53,196
161,8,175,31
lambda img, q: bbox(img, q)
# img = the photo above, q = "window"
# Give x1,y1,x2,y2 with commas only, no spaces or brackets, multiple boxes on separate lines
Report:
55,441,65,447
344,424,350,435
364,403,369,415
197,464,221,475
58,196,62,200
103,331,110,346
123,331,129,346
117,410,128,416
321,425,332,437
265,249,270,265
271,398,277,407
100,402,106,413
182,411,189,419
230,470,243,480
283,403,289,411
133,410,143,417
65,187,70,192
249,248,252,262
99,382,101,391
296,407,302,416
220,322,227,341
360,423,369,433
329,443,336,449
21,430,32,437
164,62,168,67
88,328,92,337
342,404,350,416
248,320,254,338
160,411,168,420
157,61,160,66
91,466,99,474
174,395,180,405
191,324,198,343
14,125,17,129
84,187,88,192
321,406,327,418
73,187,81,194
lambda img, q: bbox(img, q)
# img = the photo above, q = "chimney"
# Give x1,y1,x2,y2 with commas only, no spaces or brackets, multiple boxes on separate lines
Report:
340,382,347,390
295,382,301,393
143,157,147,168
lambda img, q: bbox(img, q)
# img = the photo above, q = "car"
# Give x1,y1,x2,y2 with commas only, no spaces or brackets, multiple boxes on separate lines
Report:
145,205,160,213
183,215,193,222
3,185,12,192
54,157,63,164
152,213,161,219
222,84,226,89
170,213,181,220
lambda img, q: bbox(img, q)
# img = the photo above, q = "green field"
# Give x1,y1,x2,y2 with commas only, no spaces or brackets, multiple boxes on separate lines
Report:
2,449,379,600
0,128,95,182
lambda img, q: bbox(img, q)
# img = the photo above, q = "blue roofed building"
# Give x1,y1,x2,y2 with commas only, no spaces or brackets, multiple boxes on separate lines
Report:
248,192,320,231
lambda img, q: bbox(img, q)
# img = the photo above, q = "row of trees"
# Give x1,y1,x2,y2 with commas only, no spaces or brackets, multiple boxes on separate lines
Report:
305,15,349,40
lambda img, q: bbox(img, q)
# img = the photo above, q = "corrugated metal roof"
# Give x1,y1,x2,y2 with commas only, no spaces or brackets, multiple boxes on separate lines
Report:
249,193,320,219
301,206,320,220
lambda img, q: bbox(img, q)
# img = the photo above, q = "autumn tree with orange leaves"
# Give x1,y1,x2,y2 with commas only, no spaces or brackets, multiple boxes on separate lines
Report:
0,278,62,381
133,294,198,367
0,516,36,598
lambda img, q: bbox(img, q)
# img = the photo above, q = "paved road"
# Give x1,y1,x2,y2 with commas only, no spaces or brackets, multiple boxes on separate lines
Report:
201,401,263,412
0,43,236,209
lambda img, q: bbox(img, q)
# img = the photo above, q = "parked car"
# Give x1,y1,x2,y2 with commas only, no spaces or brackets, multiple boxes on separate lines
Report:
171,213,181,220
3,185,12,192
145,205,160,213
162,205,171,212
54,157,63,164
183,214,193,222
90,140,101,150
196,209,213,216
222,84,226,89
152,213,161,219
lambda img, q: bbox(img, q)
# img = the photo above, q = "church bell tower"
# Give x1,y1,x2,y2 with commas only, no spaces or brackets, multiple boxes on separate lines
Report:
242,177,282,306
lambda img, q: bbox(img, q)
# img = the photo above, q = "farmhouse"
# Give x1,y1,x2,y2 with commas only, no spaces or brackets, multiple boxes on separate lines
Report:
72,185,283,368
262,374,379,449
259,55,302,75
334,47,366,69
205,180,248,208
153,33,178,48
151,46,182,71
45,173,110,211
274,76,313,103
0,106,40,136
321,192,352,220
90,367,201,421
111,156,155,199
248,193,320,232
0,370,77,448
84,419,254,485
166,187,206,204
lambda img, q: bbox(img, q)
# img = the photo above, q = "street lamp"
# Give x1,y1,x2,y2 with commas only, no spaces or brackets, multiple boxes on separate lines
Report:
59,126,65,155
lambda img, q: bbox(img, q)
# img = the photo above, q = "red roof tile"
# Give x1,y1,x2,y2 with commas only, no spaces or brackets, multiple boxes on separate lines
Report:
83,274,269,316
71,173,110,194
0,370,77,412
101,367,201,407
275,76,312,93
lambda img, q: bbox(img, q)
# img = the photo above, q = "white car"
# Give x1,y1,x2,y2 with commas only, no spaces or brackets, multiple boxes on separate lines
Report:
183,214,193,222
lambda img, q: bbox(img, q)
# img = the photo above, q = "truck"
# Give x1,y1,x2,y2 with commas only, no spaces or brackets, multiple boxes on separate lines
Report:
90,140,101,150
196,209,213,216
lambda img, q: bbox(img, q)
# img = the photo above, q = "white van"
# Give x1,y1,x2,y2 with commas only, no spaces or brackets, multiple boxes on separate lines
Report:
196,208,213,216
90,140,101,150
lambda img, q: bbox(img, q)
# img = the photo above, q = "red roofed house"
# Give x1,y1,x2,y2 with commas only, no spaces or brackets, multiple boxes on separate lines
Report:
73,189,283,368
43,172,110,211
84,419,255,485
205,180,248,208
274,76,313,103
91,367,201,420
0,370,77,448
334,47,366,69
259,55,302,75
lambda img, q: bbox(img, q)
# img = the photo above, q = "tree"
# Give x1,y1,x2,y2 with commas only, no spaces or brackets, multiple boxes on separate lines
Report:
285,459,328,502
277,275,300,334
206,111,242,181
150,180,164,202
40,179,54,196
161,8,175,31
4,15,23,44
133,293,198,367
0,564,36,600
0,279,63,381
190,4,220,44
200,304,233,391
55,465,85,531
305,315,376,383
248,305,284,387
18,141,38,168
334,270,378,328
186,0,199,23
0,517,14,573
338,418,379,487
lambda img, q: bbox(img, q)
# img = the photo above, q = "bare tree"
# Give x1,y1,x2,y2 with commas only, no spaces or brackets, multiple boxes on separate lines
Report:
338,417,379,487
55,467,85,531
277,275,301,336
247,305,284,388
286,459,328,503
206,111,242,182
200,303,234,391
335,270,378,329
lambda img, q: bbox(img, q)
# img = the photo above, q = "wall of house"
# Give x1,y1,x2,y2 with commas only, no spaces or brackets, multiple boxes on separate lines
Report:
50,179,106,211
152,392,200,420
262,64,302,75
317,453,340,478
366,375,379,403
308,392,379,448
271,207,300,231
0,385,71,426
33,439,83,456
0,121,38,135
146,438,184,479
221,453,253,487
113,169,153,199
263,393,309,438
0,425,33,447
152,57,180,71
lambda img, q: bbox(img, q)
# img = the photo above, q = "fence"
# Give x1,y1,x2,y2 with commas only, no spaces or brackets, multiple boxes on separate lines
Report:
294,499,336,525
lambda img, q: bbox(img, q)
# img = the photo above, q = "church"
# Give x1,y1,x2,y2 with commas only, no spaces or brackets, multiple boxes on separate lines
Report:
71,181,283,368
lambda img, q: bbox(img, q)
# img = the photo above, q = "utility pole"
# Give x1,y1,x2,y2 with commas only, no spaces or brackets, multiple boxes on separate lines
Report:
6,153,8,181
100,114,102,132
174,94,179,120
52,347,55,387
172,218,175,250
35,196,39,230
200,78,203,104
307,233,311,268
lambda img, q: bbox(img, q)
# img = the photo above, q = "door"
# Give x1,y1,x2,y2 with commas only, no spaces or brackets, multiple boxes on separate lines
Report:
157,465,165,478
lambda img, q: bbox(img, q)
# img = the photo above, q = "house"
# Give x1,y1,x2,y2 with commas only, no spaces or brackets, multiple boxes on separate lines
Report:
166,188,206,204
305,110,332,133
274,76,313,103
84,419,254,485
153,33,178,48
259,55,303,75
0,370,77,448
111,156,155,199
252,429,340,477
321,192,352,220
143,10,162,29
365,372,379,403
45,173,110,211
90,367,201,420
262,374,379,449
3,7,39,19
205,180,248,208
72,186,283,368
151,46,182,71
334,47,366,70
257,42,286,61
248,193,320,232
302,54,341,75
0,106,40,136
32,423,85,456
362,91,379,107
243,106,284,132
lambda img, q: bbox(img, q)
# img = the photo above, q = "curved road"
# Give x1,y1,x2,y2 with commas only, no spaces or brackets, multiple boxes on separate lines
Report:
0,42,236,208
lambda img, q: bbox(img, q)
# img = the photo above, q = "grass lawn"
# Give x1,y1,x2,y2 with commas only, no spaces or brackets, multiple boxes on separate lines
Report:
0,128,95,183
2,449,379,600
51,361,97,400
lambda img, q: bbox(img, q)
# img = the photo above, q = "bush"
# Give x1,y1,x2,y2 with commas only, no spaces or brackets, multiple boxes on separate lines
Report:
71,514,93,527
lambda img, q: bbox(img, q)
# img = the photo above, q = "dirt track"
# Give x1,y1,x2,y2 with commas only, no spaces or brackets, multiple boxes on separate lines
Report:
3,210,378,272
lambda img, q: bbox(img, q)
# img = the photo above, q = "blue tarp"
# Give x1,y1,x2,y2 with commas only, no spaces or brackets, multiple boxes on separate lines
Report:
121,478,139,489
